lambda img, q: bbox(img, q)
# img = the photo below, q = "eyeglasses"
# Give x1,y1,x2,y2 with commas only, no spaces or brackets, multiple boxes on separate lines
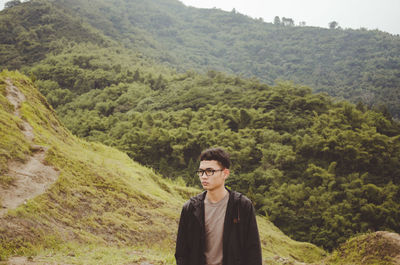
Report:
196,169,224,177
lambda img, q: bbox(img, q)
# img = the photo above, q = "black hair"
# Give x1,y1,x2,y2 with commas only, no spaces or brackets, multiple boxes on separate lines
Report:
199,147,230,169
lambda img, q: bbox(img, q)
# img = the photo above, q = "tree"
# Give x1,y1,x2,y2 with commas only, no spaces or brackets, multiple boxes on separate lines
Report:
274,16,281,25
5,0,21,9
299,21,306,27
329,21,339,29
282,17,294,26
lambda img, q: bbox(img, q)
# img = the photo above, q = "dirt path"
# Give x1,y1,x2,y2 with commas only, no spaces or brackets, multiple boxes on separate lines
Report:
3,257,39,265
0,78,59,217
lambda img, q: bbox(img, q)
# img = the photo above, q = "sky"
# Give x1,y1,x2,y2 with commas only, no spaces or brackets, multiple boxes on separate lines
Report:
0,0,399,35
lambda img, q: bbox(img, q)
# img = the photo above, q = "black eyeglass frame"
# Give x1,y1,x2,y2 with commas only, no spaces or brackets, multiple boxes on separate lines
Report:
196,169,224,177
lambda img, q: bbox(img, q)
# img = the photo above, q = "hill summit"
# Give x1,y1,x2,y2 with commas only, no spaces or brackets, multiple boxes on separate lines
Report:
326,231,400,265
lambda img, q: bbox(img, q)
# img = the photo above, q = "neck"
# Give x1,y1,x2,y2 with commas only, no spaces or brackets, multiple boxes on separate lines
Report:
206,186,228,203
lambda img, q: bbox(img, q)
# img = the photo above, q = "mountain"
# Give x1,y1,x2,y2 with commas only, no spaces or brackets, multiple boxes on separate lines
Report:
2,0,400,117
1,0,400,254
0,70,327,263
0,0,109,69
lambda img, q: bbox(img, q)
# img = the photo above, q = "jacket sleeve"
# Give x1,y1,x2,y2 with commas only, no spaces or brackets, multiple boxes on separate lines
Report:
175,202,190,265
243,200,263,265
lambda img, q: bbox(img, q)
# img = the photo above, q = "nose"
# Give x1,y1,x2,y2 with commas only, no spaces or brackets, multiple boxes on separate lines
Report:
199,173,208,179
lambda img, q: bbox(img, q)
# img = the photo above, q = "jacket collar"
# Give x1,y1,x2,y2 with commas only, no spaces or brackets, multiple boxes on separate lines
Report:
223,188,241,256
191,191,207,226
189,187,243,263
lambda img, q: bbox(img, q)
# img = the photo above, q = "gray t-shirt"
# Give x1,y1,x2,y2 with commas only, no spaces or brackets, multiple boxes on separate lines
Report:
204,192,229,265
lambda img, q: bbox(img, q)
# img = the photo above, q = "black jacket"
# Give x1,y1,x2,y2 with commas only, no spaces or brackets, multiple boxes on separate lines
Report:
175,188,262,265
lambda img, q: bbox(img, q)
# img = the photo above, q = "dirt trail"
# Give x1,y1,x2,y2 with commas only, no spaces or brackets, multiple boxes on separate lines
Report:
0,78,59,217
3,257,39,265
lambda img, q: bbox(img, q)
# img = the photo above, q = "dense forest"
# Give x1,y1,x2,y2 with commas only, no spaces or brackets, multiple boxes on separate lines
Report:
1,0,400,251
41,61,400,250
2,0,400,118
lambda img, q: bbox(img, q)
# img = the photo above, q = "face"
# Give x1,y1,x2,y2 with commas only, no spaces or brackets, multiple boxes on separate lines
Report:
198,160,229,192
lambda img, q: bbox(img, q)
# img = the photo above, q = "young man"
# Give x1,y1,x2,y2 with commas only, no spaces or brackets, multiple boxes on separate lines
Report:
175,147,262,265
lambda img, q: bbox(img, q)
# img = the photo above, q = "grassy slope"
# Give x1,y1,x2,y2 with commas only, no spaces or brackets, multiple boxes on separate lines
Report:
0,70,325,264
324,232,400,265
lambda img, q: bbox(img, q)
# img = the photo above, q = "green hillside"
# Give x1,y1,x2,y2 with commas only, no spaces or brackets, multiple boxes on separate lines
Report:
53,65,400,250
0,0,110,69
33,41,400,250
1,0,400,257
66,0,400,117
325,231,400,265
2,0,399,117
0,70,327,263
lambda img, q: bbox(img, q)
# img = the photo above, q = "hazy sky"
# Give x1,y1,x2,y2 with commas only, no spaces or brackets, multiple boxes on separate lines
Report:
0,0,399,35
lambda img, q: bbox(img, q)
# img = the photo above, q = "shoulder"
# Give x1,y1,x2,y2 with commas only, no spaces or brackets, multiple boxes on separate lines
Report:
182,200,191,211
231,190,254,211
182,191,206,211
231,190,252,205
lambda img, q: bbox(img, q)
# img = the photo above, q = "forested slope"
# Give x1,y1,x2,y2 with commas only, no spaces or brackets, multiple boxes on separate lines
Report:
52,62,400,250
22,34,400,249
2,0,400,117
49,0,400,118
1,0,400,253
0,71,327,264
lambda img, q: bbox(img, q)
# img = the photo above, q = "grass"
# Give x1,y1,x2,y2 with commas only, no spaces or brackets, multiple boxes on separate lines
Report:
0,70,326,264
324,232,397,265
5,242,176,265
0,70,202,263
0,175,14,187
258,216,327,263
0,73,31,174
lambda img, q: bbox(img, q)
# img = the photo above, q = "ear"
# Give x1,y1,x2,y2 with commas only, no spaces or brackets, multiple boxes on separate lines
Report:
223,168,230,179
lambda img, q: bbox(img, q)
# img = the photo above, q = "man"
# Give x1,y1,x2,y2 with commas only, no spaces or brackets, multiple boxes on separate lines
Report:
175,147,262,265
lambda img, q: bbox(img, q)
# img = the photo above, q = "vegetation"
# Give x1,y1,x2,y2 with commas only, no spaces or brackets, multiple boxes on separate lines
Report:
325,232,400,265
0,71,326,264
1,0,400,255
0,74,31,175
2,0,399,117
0,175,14,187
29,46,400,249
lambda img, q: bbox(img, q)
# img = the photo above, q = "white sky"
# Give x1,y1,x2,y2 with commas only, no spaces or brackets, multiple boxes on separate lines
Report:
0,0,399,35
